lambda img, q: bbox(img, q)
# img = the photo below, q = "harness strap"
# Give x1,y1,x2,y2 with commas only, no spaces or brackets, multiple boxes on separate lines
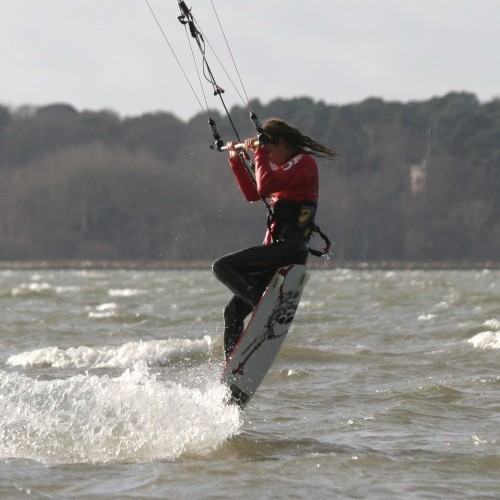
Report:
308,223,332,257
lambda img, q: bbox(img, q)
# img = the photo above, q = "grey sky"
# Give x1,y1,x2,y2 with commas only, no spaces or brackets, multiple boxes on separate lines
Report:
2,0,499,120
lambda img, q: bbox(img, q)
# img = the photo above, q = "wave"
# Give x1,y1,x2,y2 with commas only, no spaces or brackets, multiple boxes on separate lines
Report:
108,288,145,297
7,336,214,369
0,364,240,464
8,281,145,300
467,319,500,350
11,281,53,297
467,331,500,350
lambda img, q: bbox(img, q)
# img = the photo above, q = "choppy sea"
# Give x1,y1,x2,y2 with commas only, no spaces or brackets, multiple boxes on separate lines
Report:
0,267,499,499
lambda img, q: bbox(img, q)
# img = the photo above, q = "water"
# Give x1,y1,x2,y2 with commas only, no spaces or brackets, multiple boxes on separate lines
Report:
0,267,499,499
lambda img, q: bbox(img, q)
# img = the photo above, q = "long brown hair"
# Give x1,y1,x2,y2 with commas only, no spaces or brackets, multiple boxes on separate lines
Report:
261,117,339,160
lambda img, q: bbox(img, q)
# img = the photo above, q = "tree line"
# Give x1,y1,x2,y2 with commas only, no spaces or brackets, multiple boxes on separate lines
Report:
0,92,499,263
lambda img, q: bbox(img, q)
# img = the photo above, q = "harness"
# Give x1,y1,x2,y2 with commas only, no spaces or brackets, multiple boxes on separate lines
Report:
270,200,332,257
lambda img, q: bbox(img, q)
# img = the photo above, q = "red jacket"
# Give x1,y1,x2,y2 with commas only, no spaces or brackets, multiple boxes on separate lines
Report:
229,148,319,243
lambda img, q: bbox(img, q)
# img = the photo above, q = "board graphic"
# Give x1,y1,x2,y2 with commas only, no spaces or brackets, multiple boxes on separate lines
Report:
221,264,309,408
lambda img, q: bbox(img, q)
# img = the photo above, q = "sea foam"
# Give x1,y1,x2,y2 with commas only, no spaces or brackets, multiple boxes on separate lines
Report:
467,330,500,350
0,364,240,464
7,336,214,369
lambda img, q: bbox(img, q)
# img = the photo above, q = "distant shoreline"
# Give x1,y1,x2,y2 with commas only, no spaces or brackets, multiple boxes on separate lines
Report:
1,260,499,271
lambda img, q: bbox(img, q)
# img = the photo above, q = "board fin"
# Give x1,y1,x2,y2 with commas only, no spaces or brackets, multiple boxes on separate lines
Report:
228,385,250,407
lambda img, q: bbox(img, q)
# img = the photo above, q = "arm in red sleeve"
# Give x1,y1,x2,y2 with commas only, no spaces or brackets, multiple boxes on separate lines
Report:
228,152,261,202
254,148,276,196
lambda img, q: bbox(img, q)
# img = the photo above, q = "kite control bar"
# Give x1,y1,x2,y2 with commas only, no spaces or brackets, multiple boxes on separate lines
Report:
220,139,260,151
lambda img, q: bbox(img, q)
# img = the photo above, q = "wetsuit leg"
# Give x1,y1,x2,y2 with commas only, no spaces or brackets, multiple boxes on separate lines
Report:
212,237,308,307
214,237,308,359
223,295,253,359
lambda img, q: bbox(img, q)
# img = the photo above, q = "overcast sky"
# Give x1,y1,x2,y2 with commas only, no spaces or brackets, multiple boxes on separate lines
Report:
2,0,499,121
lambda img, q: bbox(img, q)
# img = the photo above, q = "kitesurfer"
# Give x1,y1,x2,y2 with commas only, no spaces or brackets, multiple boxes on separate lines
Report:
213,117,338,359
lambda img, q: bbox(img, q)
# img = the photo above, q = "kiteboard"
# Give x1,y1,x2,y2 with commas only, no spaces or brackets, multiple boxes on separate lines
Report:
221,264,310,409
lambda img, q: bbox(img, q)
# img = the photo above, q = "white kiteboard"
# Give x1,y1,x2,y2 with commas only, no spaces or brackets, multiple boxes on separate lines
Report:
221,264,310,408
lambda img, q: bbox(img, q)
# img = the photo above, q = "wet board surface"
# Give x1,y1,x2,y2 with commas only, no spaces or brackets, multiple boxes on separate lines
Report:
221,264,309,408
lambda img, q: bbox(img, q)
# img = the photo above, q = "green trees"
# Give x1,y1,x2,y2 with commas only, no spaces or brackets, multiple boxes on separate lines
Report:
0,92,498,262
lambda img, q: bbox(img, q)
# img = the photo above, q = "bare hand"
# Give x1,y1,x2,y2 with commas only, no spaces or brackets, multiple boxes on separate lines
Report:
244,136,259,151
225,140,239,159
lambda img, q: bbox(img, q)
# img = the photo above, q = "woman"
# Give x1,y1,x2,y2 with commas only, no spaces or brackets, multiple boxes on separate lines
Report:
212,117,338,359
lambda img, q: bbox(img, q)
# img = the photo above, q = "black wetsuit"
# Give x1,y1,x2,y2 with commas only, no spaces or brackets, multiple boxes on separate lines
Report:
212,207,310,359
